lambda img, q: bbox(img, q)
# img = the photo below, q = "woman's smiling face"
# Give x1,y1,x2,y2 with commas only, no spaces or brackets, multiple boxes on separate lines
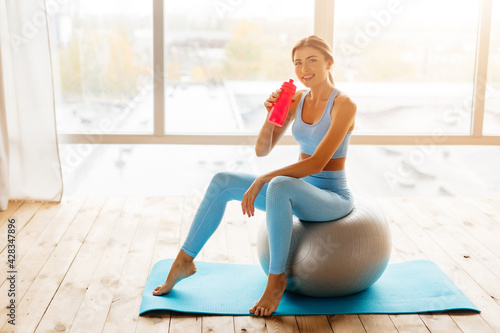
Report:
293,46,332,87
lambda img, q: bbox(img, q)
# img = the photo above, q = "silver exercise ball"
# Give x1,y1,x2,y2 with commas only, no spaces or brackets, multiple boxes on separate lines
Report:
257,196,391,297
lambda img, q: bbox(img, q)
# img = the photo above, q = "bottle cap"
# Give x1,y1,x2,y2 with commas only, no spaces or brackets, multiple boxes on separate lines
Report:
281,79,296,93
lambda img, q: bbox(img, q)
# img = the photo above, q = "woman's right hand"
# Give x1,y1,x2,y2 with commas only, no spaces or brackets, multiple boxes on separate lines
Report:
264,88,282,113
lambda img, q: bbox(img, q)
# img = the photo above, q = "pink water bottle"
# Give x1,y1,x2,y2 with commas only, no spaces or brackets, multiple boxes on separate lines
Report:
268,79,297,127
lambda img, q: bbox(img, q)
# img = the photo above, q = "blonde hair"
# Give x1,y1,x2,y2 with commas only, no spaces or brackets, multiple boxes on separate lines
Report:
292,35,335,84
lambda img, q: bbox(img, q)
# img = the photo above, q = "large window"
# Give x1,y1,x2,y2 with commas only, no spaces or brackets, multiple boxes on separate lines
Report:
49,0,153,134
49,1,500,197
49,0,313,136
484,0,500,134
163,0,313,134
50,0,499,143
334,0,480,135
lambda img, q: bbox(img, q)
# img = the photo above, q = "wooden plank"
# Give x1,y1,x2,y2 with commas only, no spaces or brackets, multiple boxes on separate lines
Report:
296,315,333,333
327,315,366,333
69,197,146,333
0,201,23,227
358,315,397,333
408,198,500,306
438,197,500,279
35,197,124,333
390,315,430,333
433,197,500,258
2,196,104,333
328,314,367,333
465,197,500,224
379,198,498,333
234,316,267,333
266,315,300,333
136,196,184,332
419,313,462,333
424,198,500,279
452,311,496,332
412,197,500,332
170,313,203,333
485,198,500,215
439,197,500,260
102,197,165,332
202,315,234,333
0,201,61,285
441,197,499,231
0,196,86,330
137,311,172,333
0,202,41,249
469,197,500,220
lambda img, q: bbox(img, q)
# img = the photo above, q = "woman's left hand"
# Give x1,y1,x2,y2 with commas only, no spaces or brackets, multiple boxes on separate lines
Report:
242,176,266,218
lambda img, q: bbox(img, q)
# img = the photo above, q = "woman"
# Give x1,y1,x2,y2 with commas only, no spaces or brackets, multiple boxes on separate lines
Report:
153,35,357,317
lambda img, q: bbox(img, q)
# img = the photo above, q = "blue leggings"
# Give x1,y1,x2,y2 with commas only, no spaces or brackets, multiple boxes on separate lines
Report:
181,170,354,274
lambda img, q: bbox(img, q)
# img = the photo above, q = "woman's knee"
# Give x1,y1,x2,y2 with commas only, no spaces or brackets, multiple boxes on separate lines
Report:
267,176,298,196
210,171,235,187
206,171,253,200
205,171,235,199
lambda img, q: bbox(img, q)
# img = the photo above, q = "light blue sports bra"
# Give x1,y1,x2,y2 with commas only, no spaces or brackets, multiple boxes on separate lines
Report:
292,88,352,159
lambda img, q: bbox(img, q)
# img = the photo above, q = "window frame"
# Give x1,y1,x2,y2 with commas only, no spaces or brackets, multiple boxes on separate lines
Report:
58,0,500,146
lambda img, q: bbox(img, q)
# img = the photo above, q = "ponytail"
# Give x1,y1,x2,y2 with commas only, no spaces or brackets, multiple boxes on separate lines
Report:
327,70,334,85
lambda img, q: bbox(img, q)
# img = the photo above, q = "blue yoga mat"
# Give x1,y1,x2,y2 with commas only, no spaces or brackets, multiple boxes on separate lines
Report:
139,259,479,316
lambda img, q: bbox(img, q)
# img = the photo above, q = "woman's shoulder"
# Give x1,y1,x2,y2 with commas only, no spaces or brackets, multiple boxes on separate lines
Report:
334,91,357,110
331,90,357,131
330,90,356,131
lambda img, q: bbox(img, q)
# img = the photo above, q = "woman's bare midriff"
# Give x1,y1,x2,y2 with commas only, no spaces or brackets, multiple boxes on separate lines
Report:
299,153,346,171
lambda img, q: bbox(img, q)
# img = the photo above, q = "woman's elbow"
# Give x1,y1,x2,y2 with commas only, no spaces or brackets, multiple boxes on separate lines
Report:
255,147,269,157
308,157,328,174
311,164,324,174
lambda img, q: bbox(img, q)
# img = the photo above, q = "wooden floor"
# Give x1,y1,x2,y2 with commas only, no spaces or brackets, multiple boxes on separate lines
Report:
0,196,499,333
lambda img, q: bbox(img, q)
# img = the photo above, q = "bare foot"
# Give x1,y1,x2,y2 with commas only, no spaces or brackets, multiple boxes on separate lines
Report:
153,251,197,296
249,272,287,316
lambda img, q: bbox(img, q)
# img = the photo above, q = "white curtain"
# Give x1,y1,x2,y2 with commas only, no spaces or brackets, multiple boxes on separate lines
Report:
0,0,63,211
